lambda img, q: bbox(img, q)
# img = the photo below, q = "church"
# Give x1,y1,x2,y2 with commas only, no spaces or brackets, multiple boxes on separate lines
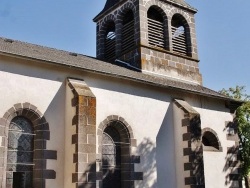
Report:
0,0,243,187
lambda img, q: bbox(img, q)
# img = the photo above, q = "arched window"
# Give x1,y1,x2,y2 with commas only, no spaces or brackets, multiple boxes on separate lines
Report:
102,126,121,188
122,10,135,52
171,14,189,56
7,116,34,188
147,6,165,49
102,121,131,188
2,103,56,188
202,130,222,152
105,21,116,61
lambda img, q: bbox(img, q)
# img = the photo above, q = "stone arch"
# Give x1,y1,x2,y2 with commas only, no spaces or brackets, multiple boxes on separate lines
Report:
99,13,116,29
168,8,192,23
117,2,136,20
98,115,135,146
143,0,165,11
202,128,223,152
0,102,57,187
99,15,116,40
97,115,142,188
147,5,169,50
143,0,170,23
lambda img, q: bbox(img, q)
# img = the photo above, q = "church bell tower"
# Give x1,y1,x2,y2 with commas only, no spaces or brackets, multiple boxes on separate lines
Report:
94,0,202,84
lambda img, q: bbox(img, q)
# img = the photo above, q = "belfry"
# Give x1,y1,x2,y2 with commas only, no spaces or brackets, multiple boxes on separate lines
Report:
94,0,202,84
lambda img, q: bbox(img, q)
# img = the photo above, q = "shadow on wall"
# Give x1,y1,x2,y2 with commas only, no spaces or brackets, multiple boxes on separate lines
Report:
156,104,175,188
73,138,157,188
189,116,205,185
136,138,157,188
76,138,157,188
77,160,96,188
223,145,241,187
223,121,242,188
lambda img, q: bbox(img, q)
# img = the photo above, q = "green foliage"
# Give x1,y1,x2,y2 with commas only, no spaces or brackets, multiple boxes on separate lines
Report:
237,102,250,176
220,86,250,178
219,86,250,101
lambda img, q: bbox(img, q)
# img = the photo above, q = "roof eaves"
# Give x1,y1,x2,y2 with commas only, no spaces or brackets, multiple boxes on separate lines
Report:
0,49,237,103
0,36,238,104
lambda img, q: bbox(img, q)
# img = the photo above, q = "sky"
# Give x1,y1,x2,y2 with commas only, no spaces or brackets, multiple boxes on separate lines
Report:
0,0,249,94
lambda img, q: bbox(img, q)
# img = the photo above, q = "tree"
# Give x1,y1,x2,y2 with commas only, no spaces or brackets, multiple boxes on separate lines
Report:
219,86,250,187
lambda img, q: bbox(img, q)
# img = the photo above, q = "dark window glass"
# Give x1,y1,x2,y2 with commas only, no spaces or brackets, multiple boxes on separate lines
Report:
102,127,121,188
7,116,34,188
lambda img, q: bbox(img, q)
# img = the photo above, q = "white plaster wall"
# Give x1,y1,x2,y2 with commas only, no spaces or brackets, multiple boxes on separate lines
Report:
0,56,179,188
0,55,236,188
194,99,234,188
156,102,176,188
0,56,66,187
86,76,176,188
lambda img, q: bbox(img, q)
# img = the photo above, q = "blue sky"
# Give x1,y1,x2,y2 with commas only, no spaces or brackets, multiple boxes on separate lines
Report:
0,0,249,94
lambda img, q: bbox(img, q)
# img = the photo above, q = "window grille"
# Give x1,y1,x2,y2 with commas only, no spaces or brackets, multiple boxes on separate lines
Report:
122,10,135,52
105,22,116,61
102,127,121,188
147,7,165,49
172,15,188,56
7,116,34,188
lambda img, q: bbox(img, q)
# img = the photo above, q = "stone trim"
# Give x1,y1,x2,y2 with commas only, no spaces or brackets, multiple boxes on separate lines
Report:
225,121,242,188
182,116,205,187
116,2,136,20
202,128,223,152
0,103,57,188
97,115,143,188
68,78,97,188
174,99,199,115
174,99,205,187
98,115,135,140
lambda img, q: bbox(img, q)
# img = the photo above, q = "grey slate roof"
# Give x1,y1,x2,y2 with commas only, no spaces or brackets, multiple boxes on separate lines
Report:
167,0,194,9
94,0,196,21
0,37,235,102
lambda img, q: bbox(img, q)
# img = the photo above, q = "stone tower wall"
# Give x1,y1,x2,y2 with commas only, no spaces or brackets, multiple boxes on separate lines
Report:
138,0,201,84
95,0,202,84
96,0,141,68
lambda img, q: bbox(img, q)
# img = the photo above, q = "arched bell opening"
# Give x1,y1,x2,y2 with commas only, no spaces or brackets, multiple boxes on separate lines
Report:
147,6,166,49
171,14,191,56
121,10,135,53
104,21,116,62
